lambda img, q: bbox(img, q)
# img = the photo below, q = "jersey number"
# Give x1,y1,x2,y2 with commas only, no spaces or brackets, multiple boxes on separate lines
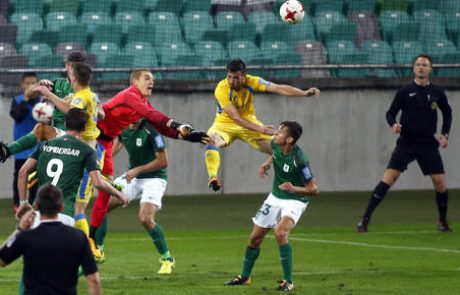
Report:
46,159,64,185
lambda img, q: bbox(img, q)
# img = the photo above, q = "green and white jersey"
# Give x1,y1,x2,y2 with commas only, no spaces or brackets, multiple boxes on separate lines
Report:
31,135,100,216
271,140,313,203
120,122,167,180
51,78,73,130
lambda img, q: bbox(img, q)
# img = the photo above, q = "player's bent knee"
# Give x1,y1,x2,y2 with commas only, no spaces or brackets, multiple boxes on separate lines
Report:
139,213,155,229
274,230,289,244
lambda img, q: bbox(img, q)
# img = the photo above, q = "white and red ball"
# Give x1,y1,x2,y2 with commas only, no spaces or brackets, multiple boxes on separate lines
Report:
32,102,54,123
280,0,305,24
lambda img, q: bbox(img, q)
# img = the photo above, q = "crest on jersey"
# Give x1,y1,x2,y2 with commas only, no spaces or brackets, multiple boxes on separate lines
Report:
283,163,290,172
136,138,142,147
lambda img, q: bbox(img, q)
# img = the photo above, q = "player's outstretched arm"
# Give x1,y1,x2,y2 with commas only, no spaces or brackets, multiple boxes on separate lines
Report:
89,171,129,207
279,178,319,196
36,85,71,114
16,159,37,220
125,150,168,182
259,156,273,178
266,82,320,97
224,105,275,135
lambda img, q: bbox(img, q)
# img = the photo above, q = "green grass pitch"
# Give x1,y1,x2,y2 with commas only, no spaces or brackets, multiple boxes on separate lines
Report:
0,190,459,294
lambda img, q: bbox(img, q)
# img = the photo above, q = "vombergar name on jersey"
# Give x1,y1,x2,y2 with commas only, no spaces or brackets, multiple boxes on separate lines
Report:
42,145,81,157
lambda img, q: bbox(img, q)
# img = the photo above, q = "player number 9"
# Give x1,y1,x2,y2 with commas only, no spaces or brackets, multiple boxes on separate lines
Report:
46,159,64,185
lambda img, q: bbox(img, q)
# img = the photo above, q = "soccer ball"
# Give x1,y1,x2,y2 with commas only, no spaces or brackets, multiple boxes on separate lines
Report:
32,102,54,123
280,0,305,24
113,174,128,193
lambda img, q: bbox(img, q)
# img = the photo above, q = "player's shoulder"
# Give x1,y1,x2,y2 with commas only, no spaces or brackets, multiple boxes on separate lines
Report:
397,82,415,93
216,78,229,91
294,144,309,164
430,83,446,94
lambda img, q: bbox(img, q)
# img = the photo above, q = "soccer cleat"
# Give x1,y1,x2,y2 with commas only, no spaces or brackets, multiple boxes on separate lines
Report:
158,257,175,274
27,171,39,190
208,176,221,192
276,280,294,291
224,275,251,286
88,237,105,264
357,218,369,233
437,220,452,232
0,140,10,163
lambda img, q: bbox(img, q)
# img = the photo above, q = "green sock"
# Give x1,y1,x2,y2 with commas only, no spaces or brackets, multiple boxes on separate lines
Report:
148,224,170,259
279,243,293,283
18,276,24,295
241,246,260,278
8,133,38,155
95,216,108,247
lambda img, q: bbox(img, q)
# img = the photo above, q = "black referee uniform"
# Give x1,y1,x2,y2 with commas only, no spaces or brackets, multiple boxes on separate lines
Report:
0,221,97,295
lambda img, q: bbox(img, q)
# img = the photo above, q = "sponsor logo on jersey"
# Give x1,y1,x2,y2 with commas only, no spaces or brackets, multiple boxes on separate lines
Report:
409,92,417,97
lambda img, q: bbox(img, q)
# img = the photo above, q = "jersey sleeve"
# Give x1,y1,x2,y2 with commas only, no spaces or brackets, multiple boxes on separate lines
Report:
146,126,166,152
30,142,44,160
70,95,87,110
214,83,232,110
247,75,270,92
0,232,25,265
386,88,404,126
84,149,100,172
298,151,313,182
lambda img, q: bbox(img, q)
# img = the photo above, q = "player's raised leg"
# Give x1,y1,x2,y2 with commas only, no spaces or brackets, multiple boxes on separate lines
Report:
205,132,227,191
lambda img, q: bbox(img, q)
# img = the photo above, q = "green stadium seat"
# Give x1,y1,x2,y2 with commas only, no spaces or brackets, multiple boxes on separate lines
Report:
437,52,460,77
248,11,279,35
215,11,245,30
274,53,302,78
247,56,274,78
424,39,457,61
55,42,85,58
227,40,260,61
393,41,423,77
260,41,289,59
29,30,58,49
116,1,146,13
45,12,78,32
347,0,376,14
260,23,291,44
338,53,368,77
124,42,159,67
0,42,17,57
361,40,396,77
229,23,256,43
412,0,439,12
323,21,356,43
12,0,44,15
114,12,145,34
158,42,193,66
183,1,212,13
58,25,88,46
440,0,460,15
89,42,120,64
98,54,134,81
201,29,229,47
81,0,113,15
167,54,204,80
153,0,184,15
288,15,316,43
414,10,447,44
81,12,112,34
194,41,227,64
314,11,347,37
48,0,80,14
314,0,344,15
125,25,155,46
148,12,183,46
92,24,123,46
10,13,43,45
445,12,460,41
378,0,410,12
20,43,52,65
379,10,410,41
326,40,357,76
391,22,421,44
31,54,64,79
182,11,214,44
144,0,159,12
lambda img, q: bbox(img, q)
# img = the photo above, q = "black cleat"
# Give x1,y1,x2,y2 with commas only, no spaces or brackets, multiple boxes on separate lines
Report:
0,140,10,163
224,275,251,286
276,280,294,291
357,218,369,233
208,176,221,192
437,220,452,232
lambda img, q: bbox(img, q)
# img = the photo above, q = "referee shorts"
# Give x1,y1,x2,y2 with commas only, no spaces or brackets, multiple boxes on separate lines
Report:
387,142,444,175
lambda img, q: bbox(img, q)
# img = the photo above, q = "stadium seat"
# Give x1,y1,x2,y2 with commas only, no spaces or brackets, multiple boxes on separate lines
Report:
0,1,8,18
379,10,410,42
361,40,396,77
98,54,134,81
248,11,279,35
347,0,376,14
20,43,52,64
45,12,77,32
440,0,460,15
153,0,184,15
247,56,274,78
229,23,256,43
260,23,290,44
124,42,159,67
182,11,214,45
201,29,229,47
0,55,28,68
167,54,204,80
0,14,6,24
55,43,85,58
392,41,423,77
337,53,368,77
158,42,193,66
424,39,457,62
295,40,330,77
81,0,113,15
313,0,344,15
0,24,17,45
0,42,17,57
12,0,44,15
194,40,228,64
227,40,260,61
81,12,112,34
323,21,356,43
144,0,160,12
260,41,289,59
379,0,410,12
437,52,460,77
412,0,439,12
391,22,421,44
89,42,120,64
116,1,146,13
58,25,88,46
326,40,357,76
348,12,381,47
29,30,58,49
148,12,183,46
273,53,302,78
183,1,212,13
10,13,43,45
414,10,447,44
92,24,123,46
125,25,155,46
48,0,80,14
444,12,460,42
314,11,347,38
114,12,145,34
215,11,245,30
288,15,316,43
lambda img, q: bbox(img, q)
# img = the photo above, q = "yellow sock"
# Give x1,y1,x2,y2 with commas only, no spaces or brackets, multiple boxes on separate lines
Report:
74,214,89,237
205,146,220,178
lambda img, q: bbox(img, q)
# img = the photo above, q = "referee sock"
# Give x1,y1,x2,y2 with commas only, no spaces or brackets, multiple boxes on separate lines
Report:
241,246,260,279
74,214,89,237
436,191,449,222
8,133,38,155
205,145,220,178
148,223,171,259
363,181,390,220
279,243,293,284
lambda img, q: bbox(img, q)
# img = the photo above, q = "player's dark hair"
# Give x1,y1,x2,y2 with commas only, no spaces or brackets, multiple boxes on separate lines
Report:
66,51,86,63
36,184,63,217
130,68,151,84
20,72,37,82
65,108,88,132
413,54,433,66
227,59,246,73
281,121,303,143
71,62,92,86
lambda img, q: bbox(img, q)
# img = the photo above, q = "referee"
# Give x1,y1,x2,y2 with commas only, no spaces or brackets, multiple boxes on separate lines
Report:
0,184,102,295
357,54,453,233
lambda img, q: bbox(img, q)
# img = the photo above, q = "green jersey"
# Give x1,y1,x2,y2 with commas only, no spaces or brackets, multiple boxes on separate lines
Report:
51,78,73,130
31,135,100,216
271,140,313,203
120,122,167,180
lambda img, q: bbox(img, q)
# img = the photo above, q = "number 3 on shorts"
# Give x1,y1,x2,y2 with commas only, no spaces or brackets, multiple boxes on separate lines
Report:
47,158,64,185
259,204,271,216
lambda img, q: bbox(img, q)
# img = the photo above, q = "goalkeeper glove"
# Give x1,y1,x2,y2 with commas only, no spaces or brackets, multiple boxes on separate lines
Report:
168,120,194,137
182,131,210,144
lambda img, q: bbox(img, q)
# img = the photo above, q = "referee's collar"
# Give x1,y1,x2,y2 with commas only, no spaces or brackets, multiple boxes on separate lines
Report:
413,79,430,86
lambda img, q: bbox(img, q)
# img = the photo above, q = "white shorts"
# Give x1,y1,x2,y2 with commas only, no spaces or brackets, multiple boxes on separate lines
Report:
252,193,308,228
31,212,75,229
114,175,167,209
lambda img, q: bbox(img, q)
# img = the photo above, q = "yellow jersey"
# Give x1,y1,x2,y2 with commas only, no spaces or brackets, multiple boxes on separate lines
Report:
70,87,101,141
214,74,270,124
